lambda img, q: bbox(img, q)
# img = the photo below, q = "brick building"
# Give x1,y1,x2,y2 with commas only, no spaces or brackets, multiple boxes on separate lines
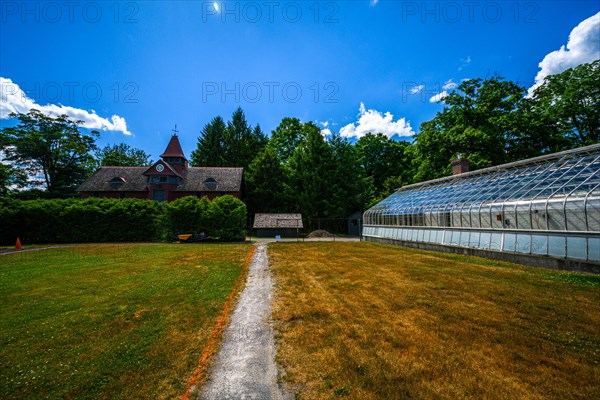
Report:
77,135,242,201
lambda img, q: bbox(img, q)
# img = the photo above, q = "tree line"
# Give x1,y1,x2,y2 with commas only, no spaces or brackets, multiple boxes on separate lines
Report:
1,60,598,218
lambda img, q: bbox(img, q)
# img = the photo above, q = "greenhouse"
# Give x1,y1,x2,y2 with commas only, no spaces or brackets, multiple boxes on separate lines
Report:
363,144,600,268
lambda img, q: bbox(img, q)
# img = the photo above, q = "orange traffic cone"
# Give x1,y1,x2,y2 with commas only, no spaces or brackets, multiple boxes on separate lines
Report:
15,237,22,251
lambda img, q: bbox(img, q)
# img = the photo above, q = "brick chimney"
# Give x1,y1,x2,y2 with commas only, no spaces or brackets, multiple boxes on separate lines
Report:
451,155,470,175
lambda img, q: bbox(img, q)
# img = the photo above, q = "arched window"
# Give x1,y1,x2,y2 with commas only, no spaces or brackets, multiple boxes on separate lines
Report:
110,177,126,189
203,178,218,190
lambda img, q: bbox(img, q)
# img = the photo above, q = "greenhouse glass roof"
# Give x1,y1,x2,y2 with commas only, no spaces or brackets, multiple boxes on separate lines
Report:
365,144,600,226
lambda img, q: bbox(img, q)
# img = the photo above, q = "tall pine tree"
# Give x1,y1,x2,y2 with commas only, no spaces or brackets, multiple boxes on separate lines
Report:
191,116,226,167
288,122,336,220
223,108,267,168
244,147,289,214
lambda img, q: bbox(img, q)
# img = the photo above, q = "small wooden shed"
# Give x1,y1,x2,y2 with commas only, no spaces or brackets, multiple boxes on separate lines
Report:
253,213,303,238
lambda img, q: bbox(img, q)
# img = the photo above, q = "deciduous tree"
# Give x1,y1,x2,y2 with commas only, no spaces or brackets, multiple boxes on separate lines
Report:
96,143,152,167
0,110,98,196
529,60,599,146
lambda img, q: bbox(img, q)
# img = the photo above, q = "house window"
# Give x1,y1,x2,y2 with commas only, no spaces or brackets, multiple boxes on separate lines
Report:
204,178,218,190
110,176,126,189
159,176,167,183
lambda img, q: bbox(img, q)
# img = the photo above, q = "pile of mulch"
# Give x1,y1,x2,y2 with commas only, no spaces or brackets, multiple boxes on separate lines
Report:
306,230,335,238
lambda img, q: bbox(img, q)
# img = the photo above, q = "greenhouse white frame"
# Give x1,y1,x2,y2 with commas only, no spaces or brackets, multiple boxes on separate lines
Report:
363,144,600,265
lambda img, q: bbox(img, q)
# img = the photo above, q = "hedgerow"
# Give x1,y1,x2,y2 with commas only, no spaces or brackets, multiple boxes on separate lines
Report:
0,195,247,245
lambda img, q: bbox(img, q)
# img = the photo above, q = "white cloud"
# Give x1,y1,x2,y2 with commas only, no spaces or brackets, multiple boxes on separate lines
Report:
458,56,471,71
528,12,600,96
370,0,379,6
336,102,414,139
0,77,132,135
442,79,458,90
427,80,457,103
429,91,449,103
409,84,424,95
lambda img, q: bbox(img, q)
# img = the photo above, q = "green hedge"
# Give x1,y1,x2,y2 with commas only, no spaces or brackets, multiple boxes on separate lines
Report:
0,196,247,245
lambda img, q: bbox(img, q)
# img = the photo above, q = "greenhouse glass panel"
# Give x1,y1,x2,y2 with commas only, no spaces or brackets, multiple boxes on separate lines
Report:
469,204,481,228
480,205,493,228
516,203,531,229
503,233,517,252
460,231,470,247
531,235,547,256
450,230,460,245
548,236,566,258
567,237,587,260
469,231,480,248
490,233,502,250
516,233,532,254
588,238,600,261
587,197,600,231
480,232,492,249
565,198,587,231
491,204,504,229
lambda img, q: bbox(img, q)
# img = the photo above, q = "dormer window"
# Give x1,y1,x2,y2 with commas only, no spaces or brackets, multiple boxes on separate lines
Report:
204,178,218,190
110,177,126,189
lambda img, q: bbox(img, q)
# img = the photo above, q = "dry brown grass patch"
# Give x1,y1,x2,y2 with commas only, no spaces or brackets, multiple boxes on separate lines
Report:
270,242,600,400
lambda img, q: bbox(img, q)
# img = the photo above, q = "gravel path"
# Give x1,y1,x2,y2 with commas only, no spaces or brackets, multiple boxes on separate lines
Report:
198,243,291,400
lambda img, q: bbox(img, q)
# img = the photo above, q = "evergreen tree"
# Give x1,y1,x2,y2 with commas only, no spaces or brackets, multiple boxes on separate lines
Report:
191,116,226,167
223,108,267,168
244,147,289,214
328,133,373,218
288,122,336,220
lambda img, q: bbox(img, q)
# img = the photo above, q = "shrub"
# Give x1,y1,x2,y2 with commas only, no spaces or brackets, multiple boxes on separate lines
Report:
205,195,247,241
162,196,210,239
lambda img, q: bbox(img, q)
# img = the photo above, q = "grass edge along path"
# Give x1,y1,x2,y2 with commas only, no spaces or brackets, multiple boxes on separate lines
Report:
182,244,257,400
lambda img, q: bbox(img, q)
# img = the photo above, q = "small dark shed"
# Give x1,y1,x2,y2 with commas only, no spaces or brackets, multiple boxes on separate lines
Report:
348,211,363,236
253,213,304,238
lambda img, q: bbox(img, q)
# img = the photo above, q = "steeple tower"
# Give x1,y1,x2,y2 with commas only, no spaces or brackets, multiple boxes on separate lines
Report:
160,130,188,174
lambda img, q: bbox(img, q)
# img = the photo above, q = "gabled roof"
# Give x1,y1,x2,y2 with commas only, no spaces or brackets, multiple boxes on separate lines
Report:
143,160,183,178
178,167,243,192
77,166,243,193
76,167,149,192
160,135,186,159
253,213,304,229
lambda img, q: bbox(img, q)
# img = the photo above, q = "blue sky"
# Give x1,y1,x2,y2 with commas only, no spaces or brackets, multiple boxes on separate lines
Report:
1,1,599,160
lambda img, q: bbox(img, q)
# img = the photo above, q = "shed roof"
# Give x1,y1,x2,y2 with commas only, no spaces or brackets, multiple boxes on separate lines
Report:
253,213,304,229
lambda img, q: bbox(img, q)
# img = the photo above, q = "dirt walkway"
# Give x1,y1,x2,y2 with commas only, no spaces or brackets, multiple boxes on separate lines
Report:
198,243,291,400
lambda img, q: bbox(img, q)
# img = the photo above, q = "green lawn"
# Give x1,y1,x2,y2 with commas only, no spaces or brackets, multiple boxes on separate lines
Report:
0,243,251,400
